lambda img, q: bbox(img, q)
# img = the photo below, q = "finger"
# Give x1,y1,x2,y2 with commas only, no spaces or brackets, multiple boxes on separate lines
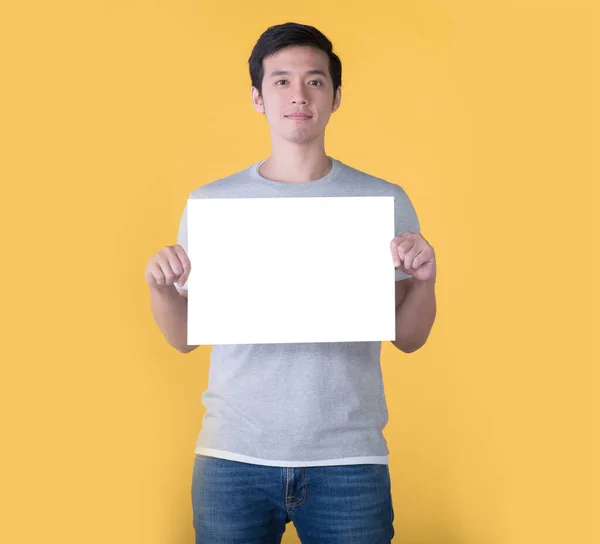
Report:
173,245,191,285
150,265,166,286
390,239,401,267
391,234,416,267
405,247,425,270
396,239,414,261
164,246,184,276
164,246,186,287
413,247,434,270
403,243,424,269
150,256,171,286
411,248,426,269
155,253,177,286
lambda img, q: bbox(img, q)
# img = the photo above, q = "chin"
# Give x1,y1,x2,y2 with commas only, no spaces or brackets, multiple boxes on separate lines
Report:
286,132,312,143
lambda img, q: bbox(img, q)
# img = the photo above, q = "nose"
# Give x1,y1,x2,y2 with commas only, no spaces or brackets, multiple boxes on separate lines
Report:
289,82,309,105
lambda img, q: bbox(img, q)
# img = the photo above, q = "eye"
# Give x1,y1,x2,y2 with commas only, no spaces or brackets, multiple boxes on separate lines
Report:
275,80,323,86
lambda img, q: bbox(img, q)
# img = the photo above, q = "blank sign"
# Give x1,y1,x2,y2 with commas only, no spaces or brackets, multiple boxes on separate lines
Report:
187,196,396,345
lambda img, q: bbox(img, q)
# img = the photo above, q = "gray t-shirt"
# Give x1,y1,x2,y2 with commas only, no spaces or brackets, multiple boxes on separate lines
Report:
176,156,420,467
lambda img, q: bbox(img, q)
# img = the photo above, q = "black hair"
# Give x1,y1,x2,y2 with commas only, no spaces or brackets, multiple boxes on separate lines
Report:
248,22,342,104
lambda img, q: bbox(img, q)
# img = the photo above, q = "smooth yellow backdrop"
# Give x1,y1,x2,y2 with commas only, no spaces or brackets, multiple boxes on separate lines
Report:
1,1,597,543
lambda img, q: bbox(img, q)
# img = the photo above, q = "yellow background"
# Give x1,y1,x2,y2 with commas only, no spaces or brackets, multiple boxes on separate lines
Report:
1,1,597,542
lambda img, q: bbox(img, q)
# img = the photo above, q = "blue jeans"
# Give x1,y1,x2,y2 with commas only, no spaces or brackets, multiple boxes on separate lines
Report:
191,454,395,543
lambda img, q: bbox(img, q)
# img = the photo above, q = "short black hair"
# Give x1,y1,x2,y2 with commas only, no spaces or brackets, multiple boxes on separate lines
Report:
248,22,342,104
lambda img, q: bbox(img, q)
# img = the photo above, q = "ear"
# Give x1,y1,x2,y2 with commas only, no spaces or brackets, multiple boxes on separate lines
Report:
251,86,264,114
332,86,342,113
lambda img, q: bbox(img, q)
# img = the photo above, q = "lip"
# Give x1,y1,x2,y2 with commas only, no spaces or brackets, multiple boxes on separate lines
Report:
286,114,312,120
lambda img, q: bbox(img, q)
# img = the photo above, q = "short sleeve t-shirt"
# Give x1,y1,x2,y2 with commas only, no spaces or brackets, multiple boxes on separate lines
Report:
176,156,420,467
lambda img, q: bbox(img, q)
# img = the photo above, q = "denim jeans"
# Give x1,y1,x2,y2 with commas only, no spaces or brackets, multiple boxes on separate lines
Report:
191,454,395,543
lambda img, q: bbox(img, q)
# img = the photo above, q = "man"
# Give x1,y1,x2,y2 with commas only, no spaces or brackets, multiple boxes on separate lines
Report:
145,22,436,544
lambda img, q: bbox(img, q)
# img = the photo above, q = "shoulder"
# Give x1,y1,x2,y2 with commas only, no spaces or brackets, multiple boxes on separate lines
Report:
336,159,412,198
188,163,255,199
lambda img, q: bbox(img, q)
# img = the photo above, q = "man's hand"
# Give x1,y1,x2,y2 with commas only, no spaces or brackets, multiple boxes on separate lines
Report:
390,233,436,283
145,244,191,290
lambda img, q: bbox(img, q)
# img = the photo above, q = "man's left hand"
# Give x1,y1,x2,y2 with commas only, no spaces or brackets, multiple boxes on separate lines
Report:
390,233,436,283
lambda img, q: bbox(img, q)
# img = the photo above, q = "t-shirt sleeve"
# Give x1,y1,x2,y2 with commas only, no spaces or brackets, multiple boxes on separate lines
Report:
394,186,421,281
175,200,189,290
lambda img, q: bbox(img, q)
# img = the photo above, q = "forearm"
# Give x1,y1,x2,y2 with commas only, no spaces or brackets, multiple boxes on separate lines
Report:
393,278,437,353
149,284,196,353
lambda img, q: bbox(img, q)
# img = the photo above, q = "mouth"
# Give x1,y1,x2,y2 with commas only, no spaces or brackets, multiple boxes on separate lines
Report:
286,114,312,120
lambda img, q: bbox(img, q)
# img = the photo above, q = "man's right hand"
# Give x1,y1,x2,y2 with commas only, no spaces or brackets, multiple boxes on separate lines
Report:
145,244,191,290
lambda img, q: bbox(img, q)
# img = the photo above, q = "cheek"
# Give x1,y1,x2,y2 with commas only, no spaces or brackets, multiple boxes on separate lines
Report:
265,99,285,119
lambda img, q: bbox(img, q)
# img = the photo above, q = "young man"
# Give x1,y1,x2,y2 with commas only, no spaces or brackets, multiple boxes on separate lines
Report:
145,22,436,544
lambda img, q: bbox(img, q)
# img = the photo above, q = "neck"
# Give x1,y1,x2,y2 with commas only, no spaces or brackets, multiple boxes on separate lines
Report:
259,140,332,184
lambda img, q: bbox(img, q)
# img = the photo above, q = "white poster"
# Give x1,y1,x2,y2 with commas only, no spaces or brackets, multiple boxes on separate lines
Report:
187,196,396,345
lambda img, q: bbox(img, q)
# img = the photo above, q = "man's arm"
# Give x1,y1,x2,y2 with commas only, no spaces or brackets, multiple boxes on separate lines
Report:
149,284,198,354
392,277,437,353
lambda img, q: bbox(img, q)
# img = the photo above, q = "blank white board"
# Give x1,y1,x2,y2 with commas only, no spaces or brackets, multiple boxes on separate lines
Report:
187,196,396,345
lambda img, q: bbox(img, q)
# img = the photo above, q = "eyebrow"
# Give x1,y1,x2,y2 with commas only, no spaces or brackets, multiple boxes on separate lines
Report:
268,70,328,78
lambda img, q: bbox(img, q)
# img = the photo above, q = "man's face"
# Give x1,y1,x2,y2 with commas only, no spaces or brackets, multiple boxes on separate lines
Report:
251,46,341,144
